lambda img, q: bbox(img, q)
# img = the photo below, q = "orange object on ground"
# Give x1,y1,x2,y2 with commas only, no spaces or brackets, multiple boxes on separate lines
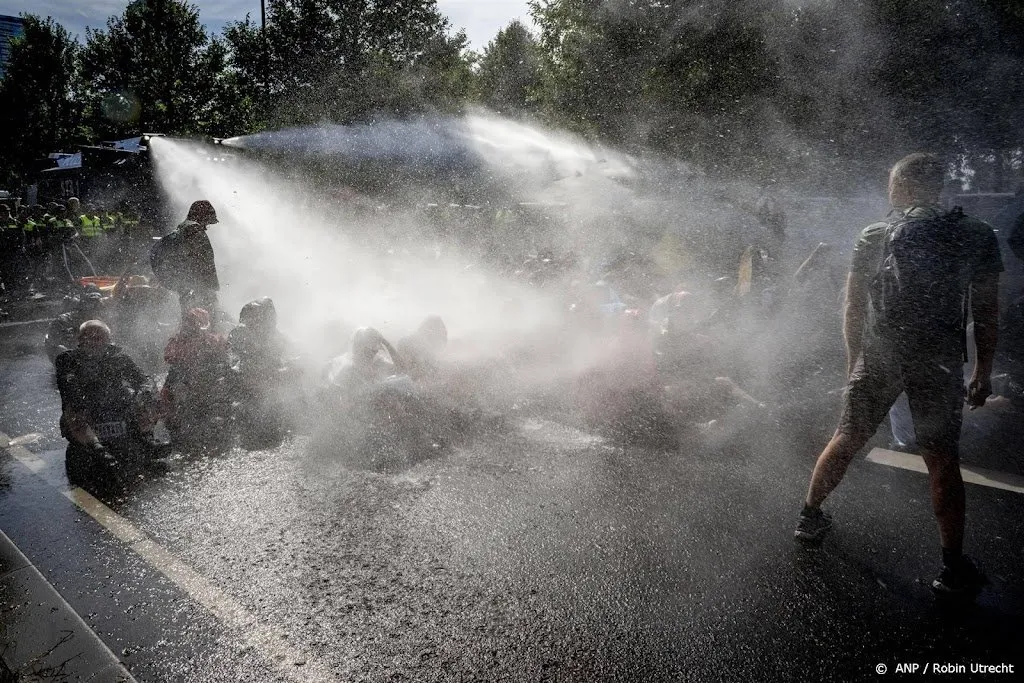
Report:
78,276,121,293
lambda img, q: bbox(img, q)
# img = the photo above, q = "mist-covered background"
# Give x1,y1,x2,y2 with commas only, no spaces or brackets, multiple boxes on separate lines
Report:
2,0,1024,195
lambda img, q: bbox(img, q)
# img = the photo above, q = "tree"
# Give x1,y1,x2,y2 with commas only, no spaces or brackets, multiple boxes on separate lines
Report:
475,20,543,116
527,0,1024,190
869,0,1024,189
223,0,474,128
80,0,231,138
529,1,780,162
0,15,84,186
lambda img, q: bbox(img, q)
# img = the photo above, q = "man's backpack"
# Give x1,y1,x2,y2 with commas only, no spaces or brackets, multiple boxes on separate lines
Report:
149,229,182,290
871,207,972,348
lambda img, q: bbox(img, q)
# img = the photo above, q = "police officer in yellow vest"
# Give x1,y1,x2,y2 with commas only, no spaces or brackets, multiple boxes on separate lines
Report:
71,199,99,270
101,210,117,235
78,205,101,238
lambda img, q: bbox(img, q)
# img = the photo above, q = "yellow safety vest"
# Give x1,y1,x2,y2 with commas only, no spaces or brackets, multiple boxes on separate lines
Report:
79,214,101,238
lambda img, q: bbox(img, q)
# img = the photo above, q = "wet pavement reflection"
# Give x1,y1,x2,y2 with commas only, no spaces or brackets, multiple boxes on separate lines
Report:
2,317,1023,681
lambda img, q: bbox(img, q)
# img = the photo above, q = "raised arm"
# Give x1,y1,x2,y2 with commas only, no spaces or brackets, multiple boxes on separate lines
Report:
380,337,406,374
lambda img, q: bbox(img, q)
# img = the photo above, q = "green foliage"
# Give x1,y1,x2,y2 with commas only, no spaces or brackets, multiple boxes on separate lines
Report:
3,0,1024,191
224,0,474,127
528,0,1024,189
80,0,228,138
475,20,543,116
0,16,84,185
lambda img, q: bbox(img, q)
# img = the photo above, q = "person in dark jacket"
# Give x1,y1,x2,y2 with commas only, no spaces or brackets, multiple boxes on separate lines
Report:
150,200,221,317
55,320,157,452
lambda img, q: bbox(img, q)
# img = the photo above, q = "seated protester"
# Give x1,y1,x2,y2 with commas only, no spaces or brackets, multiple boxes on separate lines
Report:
324,326,439,461
229,298,291,379
229,298,303,447
395,316,448,380
647,289,742,428
161,308,229,423
55,320,157,454
325,327,407,399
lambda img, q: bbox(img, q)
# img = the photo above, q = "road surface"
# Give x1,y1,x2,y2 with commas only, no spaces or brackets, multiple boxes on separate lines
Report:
1,309,1022,682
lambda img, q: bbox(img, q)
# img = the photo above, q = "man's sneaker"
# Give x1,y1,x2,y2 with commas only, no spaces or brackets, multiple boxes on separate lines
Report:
932,557,988,598
794,508,832,543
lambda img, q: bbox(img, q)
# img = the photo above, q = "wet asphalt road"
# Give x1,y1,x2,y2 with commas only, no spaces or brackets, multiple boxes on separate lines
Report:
1,314,1023,682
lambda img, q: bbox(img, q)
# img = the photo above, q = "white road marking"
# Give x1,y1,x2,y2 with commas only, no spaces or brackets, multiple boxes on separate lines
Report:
0,528,137,682
1,433,339,681
867,447,1024,495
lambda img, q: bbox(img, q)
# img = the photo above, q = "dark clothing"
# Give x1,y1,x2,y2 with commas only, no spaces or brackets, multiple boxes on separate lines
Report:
838,204,1003,454
164,330,228,389
840,345,965,453
150,221,219,295
55,345,152,414
851,204,1004,358
229,324,287,380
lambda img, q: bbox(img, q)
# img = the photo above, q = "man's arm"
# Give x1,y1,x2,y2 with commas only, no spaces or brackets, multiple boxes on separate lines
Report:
54,354,75,404
380,338,406,374
842,270,869,377
120,353,155,394
968,273,1000,407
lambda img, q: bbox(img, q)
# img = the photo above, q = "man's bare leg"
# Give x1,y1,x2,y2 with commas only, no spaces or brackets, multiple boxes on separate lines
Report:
920,450,965,554
795,429,874,542
805,430,873,508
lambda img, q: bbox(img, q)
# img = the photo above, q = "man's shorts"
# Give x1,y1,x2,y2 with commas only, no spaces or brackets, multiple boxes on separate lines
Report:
838,347,965,454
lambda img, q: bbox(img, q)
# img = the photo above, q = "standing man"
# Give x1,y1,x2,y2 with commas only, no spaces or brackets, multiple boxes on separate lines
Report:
794,153,1003,598
150,200,221,318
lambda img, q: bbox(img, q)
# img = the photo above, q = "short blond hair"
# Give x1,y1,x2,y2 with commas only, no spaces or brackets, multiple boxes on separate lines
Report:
890,153,945,199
